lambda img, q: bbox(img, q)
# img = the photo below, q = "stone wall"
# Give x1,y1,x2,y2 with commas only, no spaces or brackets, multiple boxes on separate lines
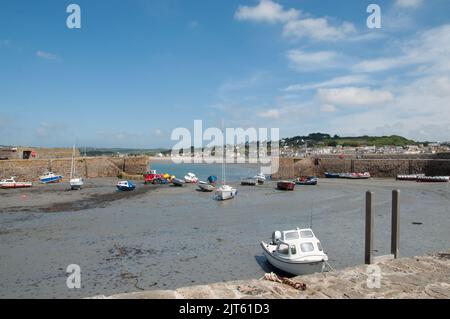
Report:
273,156,450,179
0,156,150,181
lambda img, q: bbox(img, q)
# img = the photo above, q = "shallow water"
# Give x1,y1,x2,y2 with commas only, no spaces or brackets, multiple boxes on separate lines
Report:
0,175,449,298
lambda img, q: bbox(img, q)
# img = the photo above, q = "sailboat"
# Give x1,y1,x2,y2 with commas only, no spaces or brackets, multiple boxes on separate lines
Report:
215,129,237,201
69,144,84,190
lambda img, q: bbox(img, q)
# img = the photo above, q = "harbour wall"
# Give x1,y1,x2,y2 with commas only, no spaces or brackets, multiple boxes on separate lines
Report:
0,156,150,181
272,156,450,179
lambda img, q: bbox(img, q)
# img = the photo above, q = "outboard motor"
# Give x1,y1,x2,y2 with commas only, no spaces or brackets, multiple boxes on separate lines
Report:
272,231,282,244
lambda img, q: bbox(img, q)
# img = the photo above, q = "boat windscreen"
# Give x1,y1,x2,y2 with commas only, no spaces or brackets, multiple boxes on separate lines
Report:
300,242,315,252
300,230,314,238
284,231,299,240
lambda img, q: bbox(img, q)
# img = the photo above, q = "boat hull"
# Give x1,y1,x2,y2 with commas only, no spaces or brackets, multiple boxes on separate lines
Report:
172,178,185,187
261,243,325,276
277,181,295,191
116,185,135,191
40,176,63,184
0,183,32,189
241,178,257,186
198,182,215,192
70,178,84,190
215,188,237,201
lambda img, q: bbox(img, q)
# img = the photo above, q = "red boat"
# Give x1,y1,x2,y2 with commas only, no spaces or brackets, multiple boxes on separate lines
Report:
143,170,164,184
277,181,296,191
0,177,33,189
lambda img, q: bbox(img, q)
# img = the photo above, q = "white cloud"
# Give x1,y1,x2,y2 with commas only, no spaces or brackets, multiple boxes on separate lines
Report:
395,0,423,8
36,50,58,60
316,87,394,106
283,18,356,41
235,0,357,42
320,104,336,113
284,75,369,92
286,50,340,71
353,58,405,73
234,0,299,24
258,109,281,119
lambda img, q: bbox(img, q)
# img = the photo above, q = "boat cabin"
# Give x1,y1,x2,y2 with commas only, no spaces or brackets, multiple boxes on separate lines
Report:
272,228,325,259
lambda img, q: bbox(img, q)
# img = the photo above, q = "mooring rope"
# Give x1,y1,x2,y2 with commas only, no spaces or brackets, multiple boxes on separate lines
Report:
260,272,307,291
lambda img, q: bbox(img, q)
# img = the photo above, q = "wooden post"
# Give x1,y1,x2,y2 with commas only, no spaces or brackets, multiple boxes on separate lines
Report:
365,191,374,265
391,190,400,258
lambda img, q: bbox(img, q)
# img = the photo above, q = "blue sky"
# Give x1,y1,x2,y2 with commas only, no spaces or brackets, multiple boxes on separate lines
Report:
1,0,450,148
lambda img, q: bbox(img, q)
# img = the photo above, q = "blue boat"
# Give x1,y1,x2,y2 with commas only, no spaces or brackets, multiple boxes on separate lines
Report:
295,176,318,185
40,172,63,184
116,180,136,191
324,172,340,179
207,175,218,184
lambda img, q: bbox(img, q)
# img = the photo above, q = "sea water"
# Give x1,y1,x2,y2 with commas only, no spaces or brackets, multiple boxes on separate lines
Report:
149,161,263,182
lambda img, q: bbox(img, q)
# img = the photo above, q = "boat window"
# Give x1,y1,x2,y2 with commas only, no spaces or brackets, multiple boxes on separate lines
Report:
290,245,297,255
300,230,314,238
300,242,315,253
317,242,323,251
284,231,299,240
277,243,289,255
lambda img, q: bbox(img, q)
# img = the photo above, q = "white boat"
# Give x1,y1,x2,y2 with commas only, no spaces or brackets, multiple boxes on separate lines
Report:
261,228,328,276
198,181,215,192
40,172,63,184
69,144,84,190
215,122,237,201
184,172,199,183
0,177,32,189
253,173,266,185
215,184,237,201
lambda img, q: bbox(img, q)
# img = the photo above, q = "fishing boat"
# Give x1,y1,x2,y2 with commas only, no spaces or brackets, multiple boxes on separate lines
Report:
260,228,328,276
417,176,449,183
40,172,63,184
198,181,215,192
69,144,84,190
0,177,32,189
277,181,296,191
295,176,318,185
324,172,340,178
253,173,266,185
172,178,185,187
241,177,258,186
184,172,199,183
215,184,237,201
116,180,136,191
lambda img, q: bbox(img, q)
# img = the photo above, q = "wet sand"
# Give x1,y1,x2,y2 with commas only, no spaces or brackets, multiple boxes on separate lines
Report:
0,178,449,298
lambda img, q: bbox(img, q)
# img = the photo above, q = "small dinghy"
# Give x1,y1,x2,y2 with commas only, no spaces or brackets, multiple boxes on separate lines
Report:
277,181,296,191
198,181,215,192
417,176,449,183
396,174,424,181
184,172,199,183
324,172,340,179
261,228,328,276
172,178,185,187
215,185,237,201
295,176,318,185
116,180,135,191
0,177,33,189
253,173,266,185
241,177,258,186
40,172,63,184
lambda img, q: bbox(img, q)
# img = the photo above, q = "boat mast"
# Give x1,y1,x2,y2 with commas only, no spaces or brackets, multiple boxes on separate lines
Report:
221,120,226,185
70,144,75,179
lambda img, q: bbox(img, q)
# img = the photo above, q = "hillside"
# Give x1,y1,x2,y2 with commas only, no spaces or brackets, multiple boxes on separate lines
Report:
281,133,417,148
